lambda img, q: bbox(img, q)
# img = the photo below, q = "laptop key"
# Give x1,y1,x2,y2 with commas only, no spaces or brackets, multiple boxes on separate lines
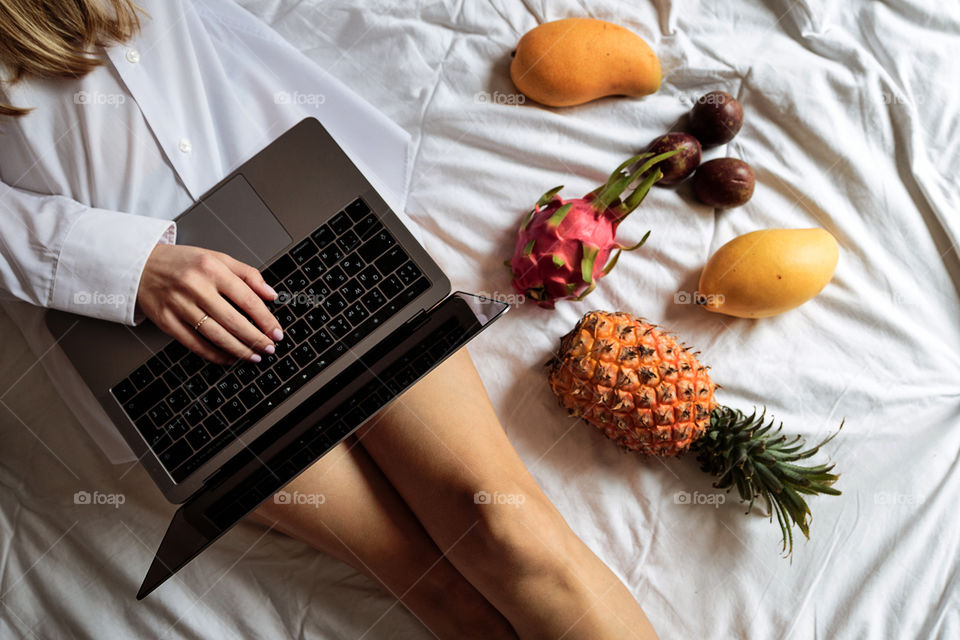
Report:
239,384,264,409
305,281,330,299
148,431,172,451
186,426,211,450
135,415,165,447
256,371,281,394
111,378,137,404
184,374,206,398
162,340,189,363
291,343,316,368
380,275,403,299
123,378,169,419
220,397,246,423
374,246,408,276
301,256,324,281
396,261,422,286
358,230,395,262
340,254,365,277
199,363,226,386
146,352,171,377
130,364,153,390
357,265,382,288
159,440,192,472
284,270,309,293
273,337,296,358
233,363,258,385
200,389,225,413
343,197,369,220
165,416,190,439
405,276,431,299
308,328,334,352
204,411,230,436
337,230,361,253
318,243,344,267
339,279,365,303
183,403,207,427
322,292,347,315
329,211,352,235
290,238,316,265
286,319,311,344
216,373,242,398
147,401,173,427
310,224,335,248
263,254,297,285
164,364,189,388
354,213,381,239
328,316,351,339
361,288,386,312
344,302,368,327
276,306,296,328
322,266,348,288
275,356,299,381
181,353,205,375
303,308,329,330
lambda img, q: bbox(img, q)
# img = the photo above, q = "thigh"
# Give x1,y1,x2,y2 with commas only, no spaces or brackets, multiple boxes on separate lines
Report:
251,438,437,587
250,436,520,640
355,347,553,544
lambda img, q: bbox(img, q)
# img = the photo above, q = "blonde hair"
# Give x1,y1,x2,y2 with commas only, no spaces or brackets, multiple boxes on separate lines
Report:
0,0,142,117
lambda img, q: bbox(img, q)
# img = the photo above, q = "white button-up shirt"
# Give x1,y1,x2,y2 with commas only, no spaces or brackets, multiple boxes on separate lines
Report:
0,0,414,463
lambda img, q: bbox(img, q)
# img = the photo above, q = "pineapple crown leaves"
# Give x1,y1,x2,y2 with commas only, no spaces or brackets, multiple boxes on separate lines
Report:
693,406,843,559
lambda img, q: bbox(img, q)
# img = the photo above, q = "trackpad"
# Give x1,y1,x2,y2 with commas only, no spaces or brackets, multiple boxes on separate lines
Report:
175,175,292,268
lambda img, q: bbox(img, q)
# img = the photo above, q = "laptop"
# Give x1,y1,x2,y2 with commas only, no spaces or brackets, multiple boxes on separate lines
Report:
43,117,509,599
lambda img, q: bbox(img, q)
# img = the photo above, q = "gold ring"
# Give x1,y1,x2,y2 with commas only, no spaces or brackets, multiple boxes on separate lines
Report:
194,313,210,331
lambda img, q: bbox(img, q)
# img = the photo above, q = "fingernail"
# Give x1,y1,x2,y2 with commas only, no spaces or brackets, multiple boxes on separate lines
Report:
264,344,276,355
265,284,278,299
249,353,262,363
272,328,283,341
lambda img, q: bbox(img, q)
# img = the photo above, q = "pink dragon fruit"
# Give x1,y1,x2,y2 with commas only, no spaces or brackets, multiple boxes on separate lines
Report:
508,150,678,308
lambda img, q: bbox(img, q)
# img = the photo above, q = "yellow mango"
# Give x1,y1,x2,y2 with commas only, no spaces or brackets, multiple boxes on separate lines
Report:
510,18,661,107
697,229,839,318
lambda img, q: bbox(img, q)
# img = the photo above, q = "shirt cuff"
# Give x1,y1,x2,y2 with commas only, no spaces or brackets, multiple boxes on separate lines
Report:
51,207,177,326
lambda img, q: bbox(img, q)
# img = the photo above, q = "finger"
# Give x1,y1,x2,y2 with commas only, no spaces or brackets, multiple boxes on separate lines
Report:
216,262,284,342
175,299,262,364
155,309,234,366
219,253,279,301
195,311,263,364
205,291,276,355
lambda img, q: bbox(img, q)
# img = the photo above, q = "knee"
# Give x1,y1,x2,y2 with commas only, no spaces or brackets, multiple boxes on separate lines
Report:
455,482,574,581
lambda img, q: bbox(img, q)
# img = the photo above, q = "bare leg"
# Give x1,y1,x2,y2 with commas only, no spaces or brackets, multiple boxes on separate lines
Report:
356,348,658,640
249,439,517,639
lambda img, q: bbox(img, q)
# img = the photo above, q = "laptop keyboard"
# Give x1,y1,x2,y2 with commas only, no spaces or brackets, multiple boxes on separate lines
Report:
110,197,430,481
206,315,465,529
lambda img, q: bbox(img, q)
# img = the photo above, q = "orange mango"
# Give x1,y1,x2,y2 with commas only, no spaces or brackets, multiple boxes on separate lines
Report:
510,18,662,107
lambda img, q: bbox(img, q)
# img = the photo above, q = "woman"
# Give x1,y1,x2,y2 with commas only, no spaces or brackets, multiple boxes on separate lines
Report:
0,1,658,638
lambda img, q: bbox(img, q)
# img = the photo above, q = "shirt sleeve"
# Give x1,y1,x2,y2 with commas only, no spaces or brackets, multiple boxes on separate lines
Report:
0,180,176,326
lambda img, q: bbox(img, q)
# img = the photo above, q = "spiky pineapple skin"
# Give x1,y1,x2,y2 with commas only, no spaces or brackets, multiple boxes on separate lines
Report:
547,311,717,456
509,194,616,308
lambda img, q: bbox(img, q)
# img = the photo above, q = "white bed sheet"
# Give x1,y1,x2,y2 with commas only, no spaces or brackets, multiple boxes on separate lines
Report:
2,1,959,638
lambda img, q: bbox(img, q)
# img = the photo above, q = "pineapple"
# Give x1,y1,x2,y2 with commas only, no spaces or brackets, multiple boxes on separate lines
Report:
547,311,842,556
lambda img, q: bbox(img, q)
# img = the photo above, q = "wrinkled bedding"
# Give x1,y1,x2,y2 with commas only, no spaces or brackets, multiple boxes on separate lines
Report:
1,1,959,638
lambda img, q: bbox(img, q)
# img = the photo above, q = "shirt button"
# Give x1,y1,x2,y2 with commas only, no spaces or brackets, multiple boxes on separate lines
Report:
125,49,141,64
178,138,193,154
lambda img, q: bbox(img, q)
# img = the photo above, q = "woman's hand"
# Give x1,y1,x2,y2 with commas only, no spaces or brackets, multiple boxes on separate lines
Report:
136,244,283,365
